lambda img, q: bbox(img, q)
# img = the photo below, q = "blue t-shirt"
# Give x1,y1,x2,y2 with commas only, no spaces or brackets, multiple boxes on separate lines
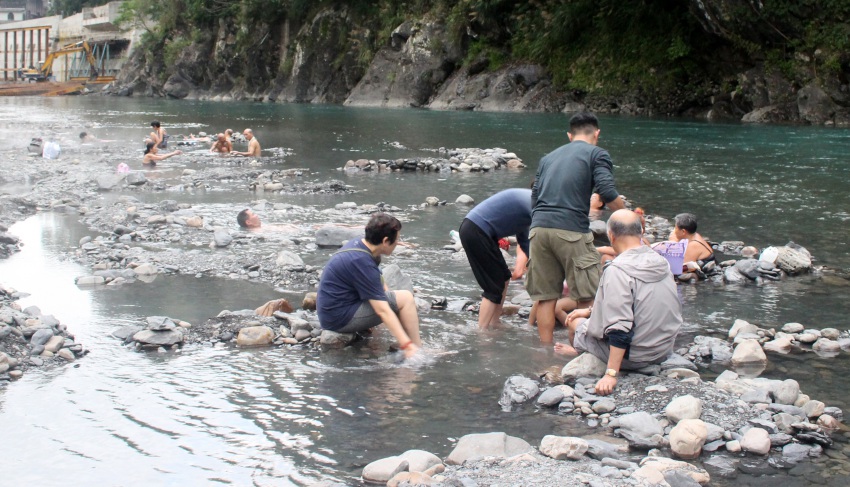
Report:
465,188,532,257
317,239,387,330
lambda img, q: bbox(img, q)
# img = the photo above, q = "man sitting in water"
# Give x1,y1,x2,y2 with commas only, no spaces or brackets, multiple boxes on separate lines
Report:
555,210,682,396
232,128,261,157
667,212,715,276
458,188,531,329
237,209,262,228
210,133,232,153
317,213,422,359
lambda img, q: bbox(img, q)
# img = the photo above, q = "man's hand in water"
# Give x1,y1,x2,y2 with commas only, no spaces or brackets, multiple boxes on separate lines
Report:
404,343,420,359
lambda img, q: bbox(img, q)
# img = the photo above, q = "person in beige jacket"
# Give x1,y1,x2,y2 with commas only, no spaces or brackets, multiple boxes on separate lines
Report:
556,209,683,396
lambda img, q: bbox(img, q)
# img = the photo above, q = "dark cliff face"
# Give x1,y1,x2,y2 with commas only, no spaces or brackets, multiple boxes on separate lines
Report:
114,3,850,126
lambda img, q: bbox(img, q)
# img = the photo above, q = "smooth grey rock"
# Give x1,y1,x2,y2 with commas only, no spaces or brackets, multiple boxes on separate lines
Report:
319,330,355,348
561,352,607,380
723,266,747,283
660,353,697,371
455,194,475,205
731,339,767,366
775,246,811,274
585,439,625,460
802,400,825,418
30,328,54,346
362,456,409,483
398,449,442,473
315,226,362,248
96,174,124,190
111,325,143,341
445,432,532,465
275,250,304,267
76,275,106,285
146,316,176,331
213,229,233,247
133,329,183,347
610,411,665,449
126,171,147,186
663,470,702,487
741,388,771,404
734,259,760,279
703,455,738,479
592,398,616,414
769,433,794,447
536,387,565,408
771,379,800,405
781,322,804,333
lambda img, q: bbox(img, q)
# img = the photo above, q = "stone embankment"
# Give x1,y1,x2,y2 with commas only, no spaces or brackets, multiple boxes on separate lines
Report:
0,284,88,384
341,148,526,174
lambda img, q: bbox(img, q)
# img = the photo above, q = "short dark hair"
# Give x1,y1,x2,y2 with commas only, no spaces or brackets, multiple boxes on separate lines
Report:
151,121,161,128
674,213,698,234
364,213,402,245
79,132,87,139
144,142,155,155
569,112,599,136
607,213,644,238
237,209,251,227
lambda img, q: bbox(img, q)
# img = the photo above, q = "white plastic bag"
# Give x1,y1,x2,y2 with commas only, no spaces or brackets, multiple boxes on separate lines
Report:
42,141,61,159
759,246,779,264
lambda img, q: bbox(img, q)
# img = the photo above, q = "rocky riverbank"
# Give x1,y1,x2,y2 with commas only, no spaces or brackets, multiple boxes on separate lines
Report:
0,284,88,384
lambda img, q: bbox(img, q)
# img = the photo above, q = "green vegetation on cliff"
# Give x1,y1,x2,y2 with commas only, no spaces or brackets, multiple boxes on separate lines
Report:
116,0,850,100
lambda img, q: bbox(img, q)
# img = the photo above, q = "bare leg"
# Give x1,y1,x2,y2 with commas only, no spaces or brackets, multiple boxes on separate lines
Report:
536,299,557,343
528,301,538,327
554,297,578,326
488,282,509,327
395,290,421,346
478,299,501,329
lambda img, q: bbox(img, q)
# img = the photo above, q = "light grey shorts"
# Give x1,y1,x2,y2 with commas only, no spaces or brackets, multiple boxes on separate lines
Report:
572,318,655,371
335,291,399,333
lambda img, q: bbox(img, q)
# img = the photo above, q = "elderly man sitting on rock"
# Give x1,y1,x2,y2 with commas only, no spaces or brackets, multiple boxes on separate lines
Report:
555,209,683,395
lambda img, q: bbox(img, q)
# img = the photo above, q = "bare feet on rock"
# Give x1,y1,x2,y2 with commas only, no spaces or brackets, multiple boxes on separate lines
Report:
554,342,578,356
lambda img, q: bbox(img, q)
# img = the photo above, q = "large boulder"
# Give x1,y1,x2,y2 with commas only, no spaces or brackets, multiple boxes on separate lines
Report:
445,432,532,465
163,73,194,99
797,83,837,125
362,456,409,484
315,226,363,248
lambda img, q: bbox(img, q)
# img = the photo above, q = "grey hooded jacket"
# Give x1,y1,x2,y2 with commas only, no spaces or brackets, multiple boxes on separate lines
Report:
586,245,683,364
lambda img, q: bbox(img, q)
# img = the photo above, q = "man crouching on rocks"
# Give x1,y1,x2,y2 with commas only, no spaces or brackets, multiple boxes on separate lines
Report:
317,213,422,358
555,210,682,395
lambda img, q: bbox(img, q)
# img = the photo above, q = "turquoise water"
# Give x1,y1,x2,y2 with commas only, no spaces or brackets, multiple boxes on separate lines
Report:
0,97,849,485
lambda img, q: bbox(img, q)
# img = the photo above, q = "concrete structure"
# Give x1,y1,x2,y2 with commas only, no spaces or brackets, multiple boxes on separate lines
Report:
0,1,135,82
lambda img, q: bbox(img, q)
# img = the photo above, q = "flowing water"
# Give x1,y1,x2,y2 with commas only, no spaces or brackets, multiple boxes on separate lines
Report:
1,97,849,485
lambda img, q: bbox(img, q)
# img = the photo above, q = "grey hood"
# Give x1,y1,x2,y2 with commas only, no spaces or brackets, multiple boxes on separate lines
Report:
608,246,672,283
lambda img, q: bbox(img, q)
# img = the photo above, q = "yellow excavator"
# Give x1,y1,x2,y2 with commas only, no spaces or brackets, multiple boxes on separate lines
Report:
18,41,99,82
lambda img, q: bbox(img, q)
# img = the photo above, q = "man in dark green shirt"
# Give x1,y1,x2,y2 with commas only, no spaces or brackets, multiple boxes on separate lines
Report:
527,112,625,343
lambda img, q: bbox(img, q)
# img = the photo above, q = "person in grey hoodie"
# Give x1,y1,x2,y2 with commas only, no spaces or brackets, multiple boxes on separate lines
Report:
555,209,683,396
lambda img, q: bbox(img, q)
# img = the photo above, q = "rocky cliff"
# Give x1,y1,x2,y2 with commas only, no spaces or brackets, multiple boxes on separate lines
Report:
112,1,850,126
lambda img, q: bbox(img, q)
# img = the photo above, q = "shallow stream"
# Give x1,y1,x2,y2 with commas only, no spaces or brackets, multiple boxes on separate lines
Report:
1,97,849,485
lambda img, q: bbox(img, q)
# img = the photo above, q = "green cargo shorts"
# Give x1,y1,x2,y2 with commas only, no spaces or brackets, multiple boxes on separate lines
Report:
526,227,601,302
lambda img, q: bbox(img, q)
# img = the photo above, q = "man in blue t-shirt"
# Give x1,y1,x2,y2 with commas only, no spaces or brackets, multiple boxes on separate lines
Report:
317,213,422,358
458,188,531,329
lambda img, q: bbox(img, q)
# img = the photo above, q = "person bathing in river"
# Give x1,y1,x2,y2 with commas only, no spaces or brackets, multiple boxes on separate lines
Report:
555,210,682,396
237,209,262,229
232,128,261,157
317,213,422,359
210,133,232,154
142,142,181,166
150,121,168,149
458,188,531,329
667,212,714,275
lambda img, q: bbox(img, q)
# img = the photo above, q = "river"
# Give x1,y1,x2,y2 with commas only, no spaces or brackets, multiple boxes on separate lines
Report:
0,97,849,485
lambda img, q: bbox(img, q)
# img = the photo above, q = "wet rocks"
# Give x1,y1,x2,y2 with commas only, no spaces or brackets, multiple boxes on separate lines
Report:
499,375,540,410
561,352,607,381
315,225,362,248
340,148,526,173
731,339,767,366
236,326,274,347
610,411,665,449
213,229,232,247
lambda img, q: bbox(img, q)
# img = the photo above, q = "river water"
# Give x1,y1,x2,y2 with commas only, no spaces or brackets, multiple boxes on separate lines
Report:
0,97,849,485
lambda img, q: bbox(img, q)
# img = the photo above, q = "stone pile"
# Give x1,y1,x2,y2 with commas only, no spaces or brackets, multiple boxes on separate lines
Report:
0,284,87,383
342,147,525,173
362,431,712,486
0,224,21,259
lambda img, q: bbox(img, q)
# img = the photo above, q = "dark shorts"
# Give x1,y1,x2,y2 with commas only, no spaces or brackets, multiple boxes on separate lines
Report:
334,291,399,333
459,218,511,304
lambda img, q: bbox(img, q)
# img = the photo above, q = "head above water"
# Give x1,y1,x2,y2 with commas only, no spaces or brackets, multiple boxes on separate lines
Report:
144,141,155,155
674,213,698,235
217,133,226,142
79,132,88,140
364,213,402,245
237,208,261,228
225,129,233,136
151,121,161,129
243,128,253,139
